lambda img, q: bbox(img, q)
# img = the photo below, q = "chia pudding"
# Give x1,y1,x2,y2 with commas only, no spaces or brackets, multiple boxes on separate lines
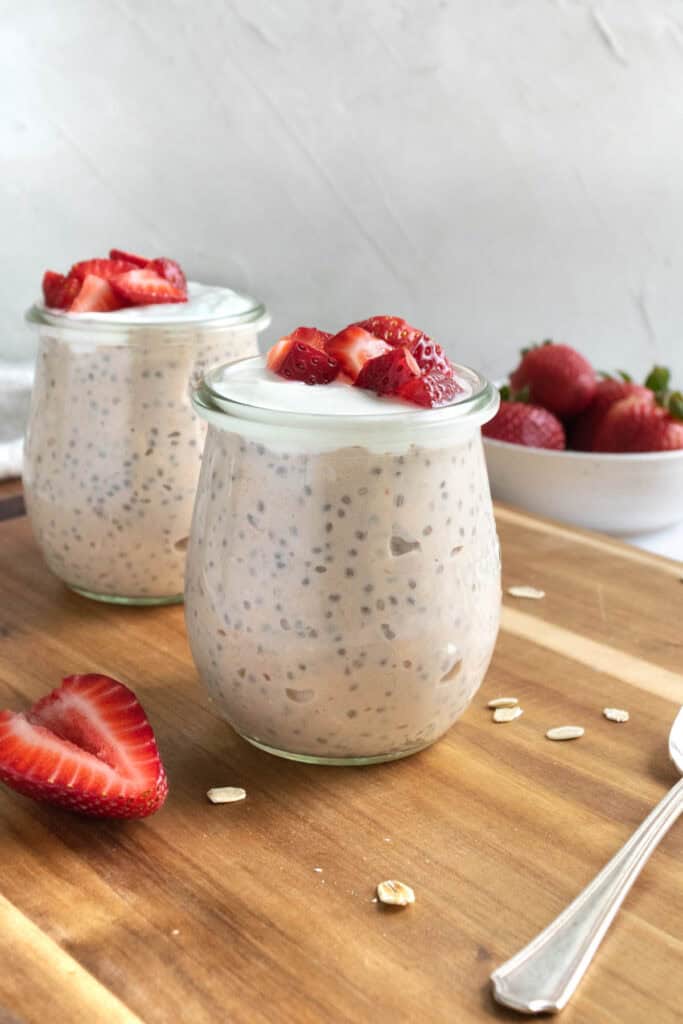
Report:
23,283,269,603
185,356,501,764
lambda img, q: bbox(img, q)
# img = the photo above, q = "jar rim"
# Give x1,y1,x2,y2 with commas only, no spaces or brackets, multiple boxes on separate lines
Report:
25,281,270,335
193,355,499,439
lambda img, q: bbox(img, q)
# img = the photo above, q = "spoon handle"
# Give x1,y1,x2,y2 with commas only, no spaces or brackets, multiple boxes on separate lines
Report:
491,777,683,1015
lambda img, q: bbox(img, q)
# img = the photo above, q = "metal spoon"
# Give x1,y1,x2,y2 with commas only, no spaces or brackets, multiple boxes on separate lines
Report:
491,706,683,1015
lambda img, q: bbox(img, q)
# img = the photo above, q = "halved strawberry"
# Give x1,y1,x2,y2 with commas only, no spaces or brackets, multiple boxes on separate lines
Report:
409,336,453,376
354,346,420,396
147,258,187,295
42,270,81,310
111,268,186,305
269,338,339,384
69,275,126,313
355,315,426,348
399,370,463,408
109,248,149,267
69,258,138,282
325,326,391,381
0,674,168,818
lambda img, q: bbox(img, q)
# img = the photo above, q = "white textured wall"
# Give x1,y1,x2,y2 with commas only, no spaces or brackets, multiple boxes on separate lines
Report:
3,0,683,382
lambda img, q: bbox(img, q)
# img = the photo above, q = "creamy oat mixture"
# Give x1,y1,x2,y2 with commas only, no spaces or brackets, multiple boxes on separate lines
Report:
185,371,500,760
24,287,265,600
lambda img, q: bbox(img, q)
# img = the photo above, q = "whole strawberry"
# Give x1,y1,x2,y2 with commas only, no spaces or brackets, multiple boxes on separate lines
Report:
593,394,683,453
509,341,596,419
569,377,653,451
483,401,566,450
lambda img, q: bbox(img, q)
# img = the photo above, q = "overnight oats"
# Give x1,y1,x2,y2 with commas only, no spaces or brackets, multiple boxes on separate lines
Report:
185,317,501,764
23,249,269,604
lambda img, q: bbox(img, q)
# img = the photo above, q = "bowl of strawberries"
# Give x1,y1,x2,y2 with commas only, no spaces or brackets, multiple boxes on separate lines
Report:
482,341,683,535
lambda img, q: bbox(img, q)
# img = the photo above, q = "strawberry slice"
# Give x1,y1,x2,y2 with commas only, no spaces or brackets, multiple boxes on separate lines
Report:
42,270,81,310
0,674,168,818
109,248,149,267
399,370,463,408
354,346,420,396
409,336,453,377
268,337,339,384
111,268,186,305
69,258,138,282
69,274,126,313
147,258,187,295
325,326,391,381
355,315,426,348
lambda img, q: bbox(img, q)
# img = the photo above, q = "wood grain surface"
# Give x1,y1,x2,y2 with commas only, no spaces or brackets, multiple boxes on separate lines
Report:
0,498,681,1024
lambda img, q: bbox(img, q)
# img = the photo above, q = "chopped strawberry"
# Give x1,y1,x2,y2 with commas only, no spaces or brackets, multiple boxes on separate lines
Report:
569,378,653,451
69,274,126,313
110,268,186,305
409,336,454,376
0,674,168,818
509,341,596,419
325,326,391,381
269,338,339,384
399,370,464,408
109,248,149,267
354,346,420,396
147,258,187,295
593,395,683,452
482,401,566,449
289,326,332,351
69,258,138,282
355,315,426,348
42,270,80,310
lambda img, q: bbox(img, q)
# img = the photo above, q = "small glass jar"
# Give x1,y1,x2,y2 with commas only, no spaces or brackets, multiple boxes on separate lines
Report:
23,285,269,604
185,356,501,765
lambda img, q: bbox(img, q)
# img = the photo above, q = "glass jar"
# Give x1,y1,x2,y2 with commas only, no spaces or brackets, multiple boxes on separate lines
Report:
185,356,501,765
23,285,269,604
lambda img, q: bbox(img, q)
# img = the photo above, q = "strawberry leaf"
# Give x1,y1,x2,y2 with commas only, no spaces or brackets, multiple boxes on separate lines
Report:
645,365,670,393
499,384,511,400
668,391,683,421
617,370,633,383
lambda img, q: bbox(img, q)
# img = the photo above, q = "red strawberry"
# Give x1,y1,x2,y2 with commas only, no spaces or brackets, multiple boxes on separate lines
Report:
409,336,453,376
593,395,683,452
325,326,391,381
69,275,126,313
482,401,566,449
569,379,653,451
399,370,464,409
289,326,332,351
268,337,339,384
0,674,167,818
42,270,80,310
354,346,420,396
69,258,138,282
355,315,426,348
109,248,149,267
509,341,596,419
111,268,186,305
147,258,187,295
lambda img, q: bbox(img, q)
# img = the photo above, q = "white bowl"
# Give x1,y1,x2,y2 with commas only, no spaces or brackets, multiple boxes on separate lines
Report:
483,438,683,535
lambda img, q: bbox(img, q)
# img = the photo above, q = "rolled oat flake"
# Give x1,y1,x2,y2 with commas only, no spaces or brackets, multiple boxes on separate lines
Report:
377,880,415,906
546,726,584,741
493,706,523,723
207,786,247,804
603,708,629,723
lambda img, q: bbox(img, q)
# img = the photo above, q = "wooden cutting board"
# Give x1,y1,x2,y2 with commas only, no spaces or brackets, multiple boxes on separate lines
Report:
0,487,681,1024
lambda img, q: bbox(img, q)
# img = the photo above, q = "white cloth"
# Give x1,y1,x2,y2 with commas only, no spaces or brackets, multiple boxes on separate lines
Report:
0,361,34,480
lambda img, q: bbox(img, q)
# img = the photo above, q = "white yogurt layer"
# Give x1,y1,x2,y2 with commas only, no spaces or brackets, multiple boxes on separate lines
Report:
205,356,475,418
38,281,265,326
